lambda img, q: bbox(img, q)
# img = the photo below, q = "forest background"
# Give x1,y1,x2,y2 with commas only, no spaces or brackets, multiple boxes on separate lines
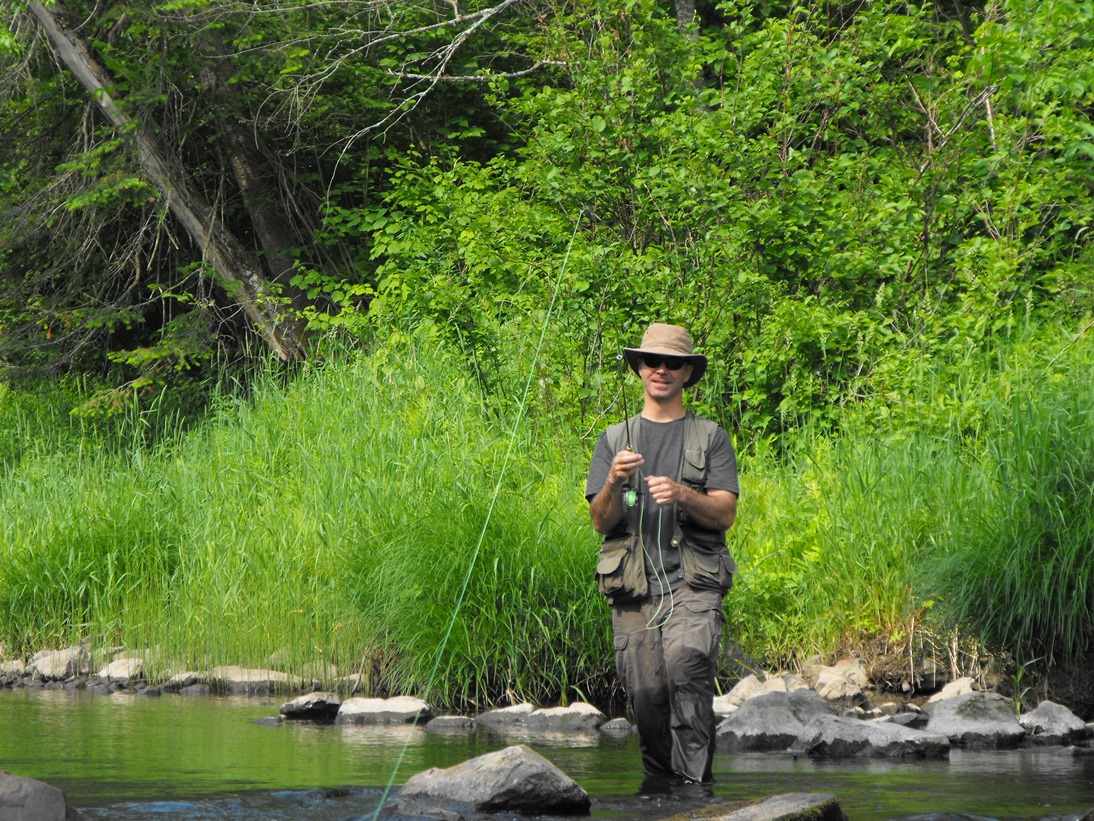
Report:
0,0,1092,716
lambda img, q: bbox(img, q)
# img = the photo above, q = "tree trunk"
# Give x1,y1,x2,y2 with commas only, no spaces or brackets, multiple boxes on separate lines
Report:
193,39,309,313
25,0,308,362
674,0,698,40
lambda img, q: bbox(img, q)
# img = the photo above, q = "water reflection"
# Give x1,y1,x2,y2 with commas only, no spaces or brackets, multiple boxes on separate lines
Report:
3,689,1094,819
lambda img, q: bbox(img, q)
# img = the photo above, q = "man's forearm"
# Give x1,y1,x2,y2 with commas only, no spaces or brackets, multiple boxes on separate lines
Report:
589,479,626,535
675,486,737,531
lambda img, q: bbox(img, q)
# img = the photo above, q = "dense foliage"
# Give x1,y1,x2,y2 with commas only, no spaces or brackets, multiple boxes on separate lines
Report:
0,0,1093,704
1,0,1090,437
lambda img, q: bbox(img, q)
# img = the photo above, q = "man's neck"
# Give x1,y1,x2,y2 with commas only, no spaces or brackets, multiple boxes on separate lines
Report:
641,399,687,423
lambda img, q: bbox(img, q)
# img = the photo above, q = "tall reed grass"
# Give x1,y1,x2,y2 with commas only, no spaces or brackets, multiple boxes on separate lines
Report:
919,337,1094,666
0,335,608,709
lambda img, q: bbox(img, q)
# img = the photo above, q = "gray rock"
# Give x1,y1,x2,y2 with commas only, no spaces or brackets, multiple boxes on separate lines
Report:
1019,700,1092,745
926,676,977,703
208,666,304,695
335,696,432,725
161,671,204,691
474,703,536,729
522,703,606,733
29,647,91,681
791,714,950,758
425,715,476,734
97,658,143,683
812,660,870,703
687,792,848,818
280,692,341,720
0,770,84,820
599,717,633,735
716,689,832,752
395,744,589,816
720,674,768,709
924,692,1026,748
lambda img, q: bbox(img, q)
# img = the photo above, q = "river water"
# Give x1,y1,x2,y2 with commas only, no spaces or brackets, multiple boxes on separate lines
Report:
3,688,1094,819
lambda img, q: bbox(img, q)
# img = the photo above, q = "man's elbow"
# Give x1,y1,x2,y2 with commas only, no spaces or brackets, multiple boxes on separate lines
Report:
590,512,616,536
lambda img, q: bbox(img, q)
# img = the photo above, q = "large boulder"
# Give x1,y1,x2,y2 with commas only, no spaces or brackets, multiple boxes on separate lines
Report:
395,744,590,816
716,689,832,752
790,714,950,759
335,696,432,725
29,647,91,681
0,771,84,820
1019,700,1092,746
924,691,1026,747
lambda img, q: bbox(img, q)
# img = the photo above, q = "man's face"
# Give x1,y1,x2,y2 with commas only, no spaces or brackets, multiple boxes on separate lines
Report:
638,354,693,402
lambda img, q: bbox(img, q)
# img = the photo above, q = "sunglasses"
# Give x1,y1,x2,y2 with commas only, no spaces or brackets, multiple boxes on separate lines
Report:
640,354,687,371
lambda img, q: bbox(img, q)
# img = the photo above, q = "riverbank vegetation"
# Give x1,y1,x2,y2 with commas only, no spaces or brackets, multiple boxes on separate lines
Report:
0,0,1092,711
2,325,1093,712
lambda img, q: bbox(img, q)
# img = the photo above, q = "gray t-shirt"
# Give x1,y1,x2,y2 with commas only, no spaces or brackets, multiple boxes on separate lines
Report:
585,415,739,597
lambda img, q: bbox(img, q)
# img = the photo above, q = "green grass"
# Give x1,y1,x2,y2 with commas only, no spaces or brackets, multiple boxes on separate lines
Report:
1,323,1093,708
0,337,609,709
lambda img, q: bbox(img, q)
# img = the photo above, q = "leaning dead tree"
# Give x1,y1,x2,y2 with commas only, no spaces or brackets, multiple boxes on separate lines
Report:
25,0,308,362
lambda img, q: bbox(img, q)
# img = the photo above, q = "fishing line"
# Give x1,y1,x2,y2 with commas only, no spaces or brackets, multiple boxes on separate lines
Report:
368,208,584,820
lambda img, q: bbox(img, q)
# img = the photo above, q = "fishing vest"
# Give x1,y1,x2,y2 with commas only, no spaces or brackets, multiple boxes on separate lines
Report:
595,412,736,603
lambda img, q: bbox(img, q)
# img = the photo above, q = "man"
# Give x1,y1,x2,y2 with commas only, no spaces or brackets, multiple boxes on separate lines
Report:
586,323,739,785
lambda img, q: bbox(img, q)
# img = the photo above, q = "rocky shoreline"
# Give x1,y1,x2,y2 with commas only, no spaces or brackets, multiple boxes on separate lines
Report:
6,644,1094,820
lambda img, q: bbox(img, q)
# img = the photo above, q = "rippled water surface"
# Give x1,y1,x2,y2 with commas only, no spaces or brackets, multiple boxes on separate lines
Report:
3,688,1094,819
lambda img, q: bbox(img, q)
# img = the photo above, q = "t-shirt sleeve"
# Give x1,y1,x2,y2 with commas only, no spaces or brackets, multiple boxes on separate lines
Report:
585,432,614,502
705,426,740,497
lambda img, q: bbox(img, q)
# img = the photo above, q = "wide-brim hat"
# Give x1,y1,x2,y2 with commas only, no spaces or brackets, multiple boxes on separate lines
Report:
623,323,708,388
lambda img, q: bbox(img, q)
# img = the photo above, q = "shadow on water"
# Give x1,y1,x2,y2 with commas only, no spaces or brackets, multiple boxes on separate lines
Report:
3,689,1094,820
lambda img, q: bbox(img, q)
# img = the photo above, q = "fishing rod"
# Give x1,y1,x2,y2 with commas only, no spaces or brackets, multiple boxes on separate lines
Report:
616,353,638,507
616,353,633,451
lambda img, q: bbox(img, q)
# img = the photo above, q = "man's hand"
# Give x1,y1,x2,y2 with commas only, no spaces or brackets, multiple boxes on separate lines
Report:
589,449,644,535
644,475,683,507
644,476,737,531
607,448,644,486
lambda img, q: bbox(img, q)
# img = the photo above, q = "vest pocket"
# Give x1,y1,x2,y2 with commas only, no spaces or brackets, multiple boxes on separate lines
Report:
596,534,648,603
680,541,734,593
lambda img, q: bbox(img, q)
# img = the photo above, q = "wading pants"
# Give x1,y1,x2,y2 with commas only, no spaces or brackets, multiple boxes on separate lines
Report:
611,586,725,783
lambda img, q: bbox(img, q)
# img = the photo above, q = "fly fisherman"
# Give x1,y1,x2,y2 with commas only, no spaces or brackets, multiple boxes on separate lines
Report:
585,323,739,785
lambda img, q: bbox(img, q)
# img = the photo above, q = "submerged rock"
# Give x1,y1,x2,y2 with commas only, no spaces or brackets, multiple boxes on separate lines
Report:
425,715,477,734
659,792,847,821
